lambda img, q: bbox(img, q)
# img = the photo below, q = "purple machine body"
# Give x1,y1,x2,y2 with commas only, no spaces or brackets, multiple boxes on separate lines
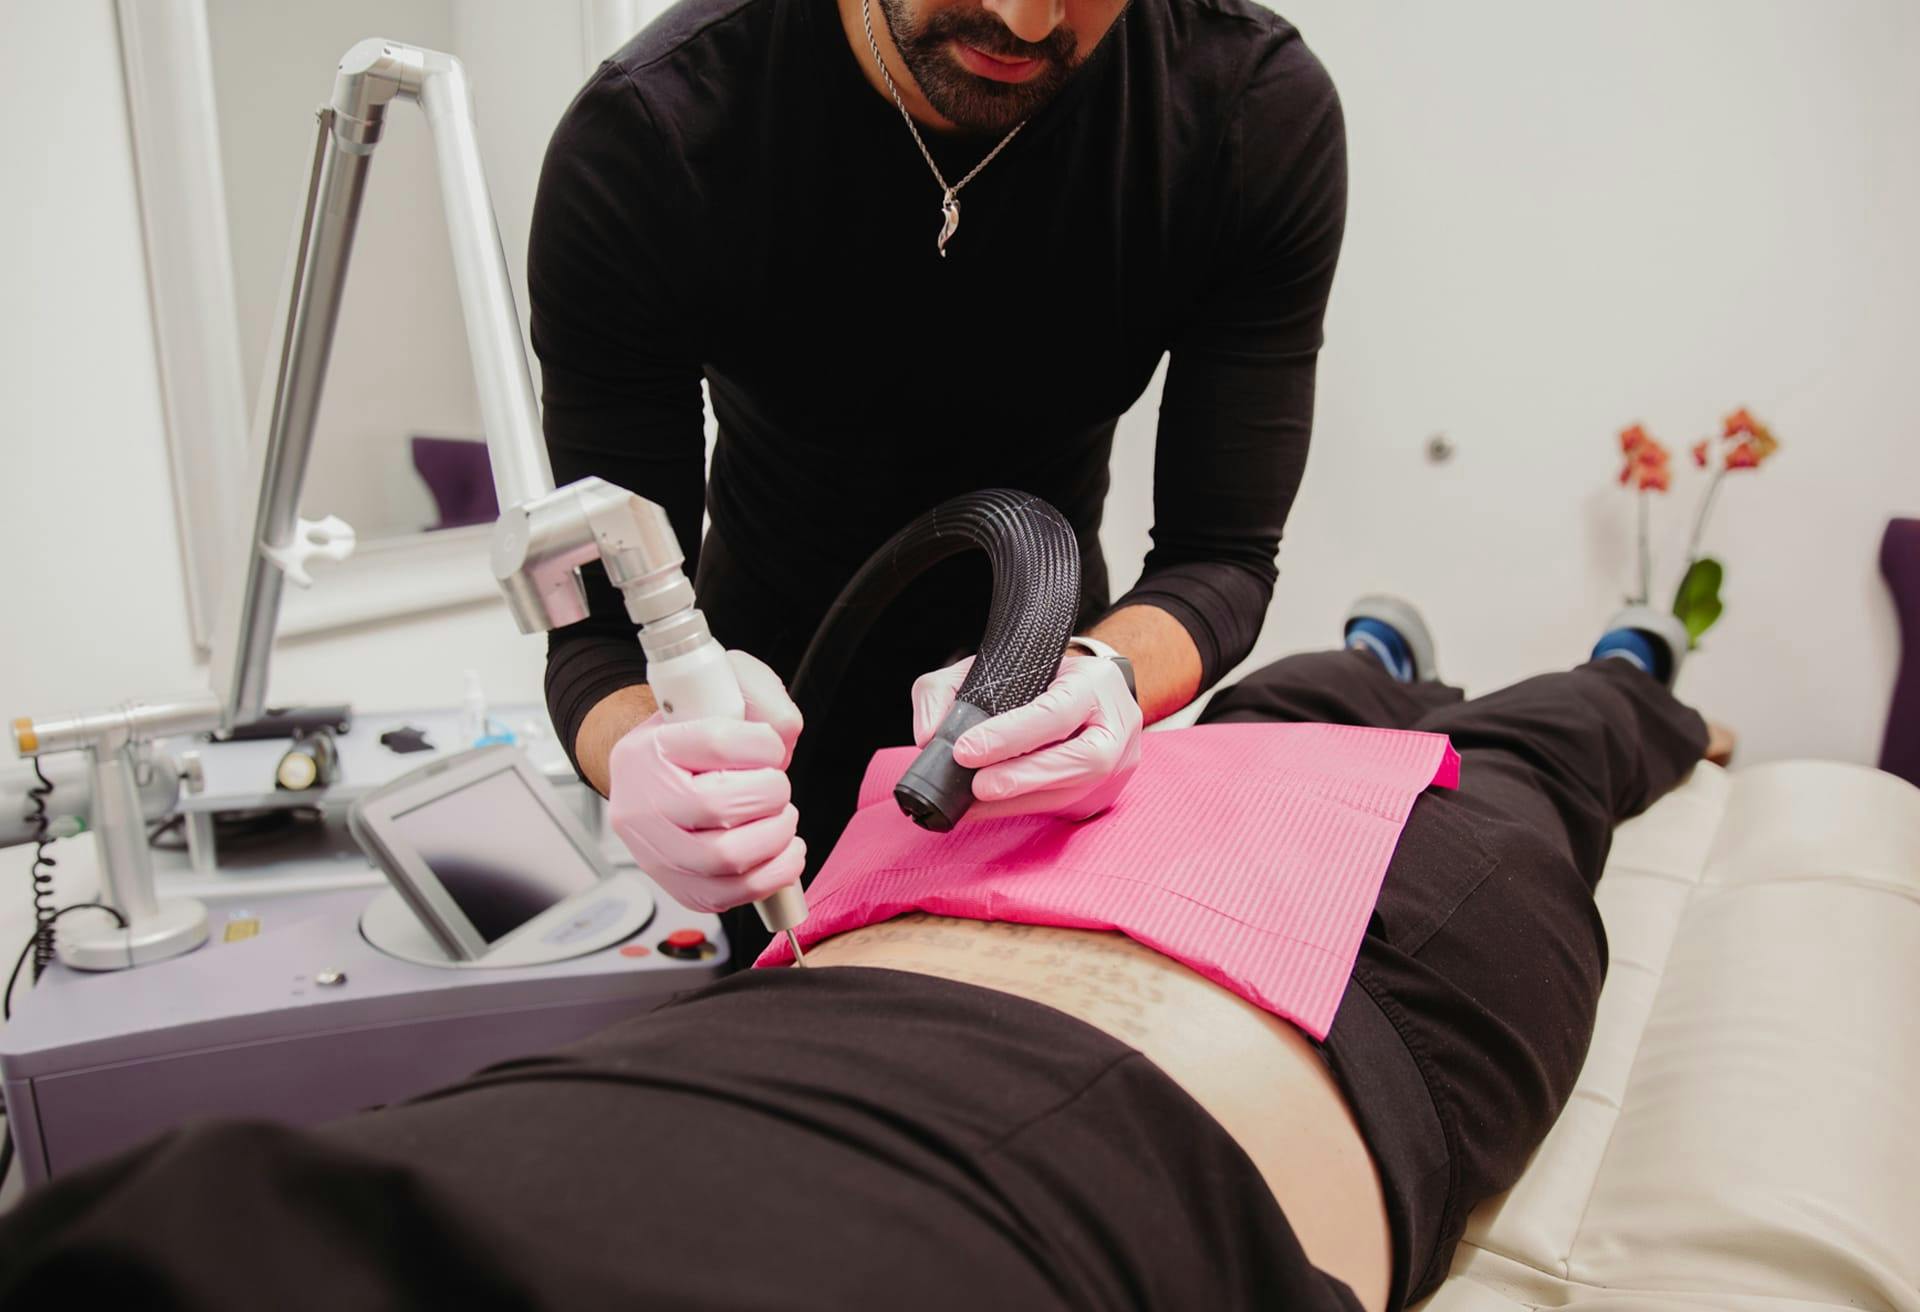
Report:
0,881,724,1186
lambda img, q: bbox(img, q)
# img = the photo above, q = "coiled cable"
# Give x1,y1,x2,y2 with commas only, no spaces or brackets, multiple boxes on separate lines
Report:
26,760,56,979
5,903,126,1023
6,767,129,1019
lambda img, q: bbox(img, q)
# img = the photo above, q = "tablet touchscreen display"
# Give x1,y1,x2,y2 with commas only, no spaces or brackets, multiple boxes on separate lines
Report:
391,766,601,942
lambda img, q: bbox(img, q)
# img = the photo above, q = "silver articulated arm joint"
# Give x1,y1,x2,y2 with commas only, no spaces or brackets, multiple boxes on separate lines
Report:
491,477,698,639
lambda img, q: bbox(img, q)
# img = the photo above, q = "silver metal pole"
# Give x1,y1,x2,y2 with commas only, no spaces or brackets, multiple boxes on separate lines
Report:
416,52,553,512
91,748,161,923
209,105,377,729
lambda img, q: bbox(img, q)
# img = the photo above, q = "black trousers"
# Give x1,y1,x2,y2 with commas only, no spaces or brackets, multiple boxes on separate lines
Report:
0,650,1705,1311
1198,649,1707,1306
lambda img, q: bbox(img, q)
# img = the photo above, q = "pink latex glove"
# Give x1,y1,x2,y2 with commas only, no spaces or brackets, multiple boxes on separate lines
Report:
608,650,806,914
910,650,1143,822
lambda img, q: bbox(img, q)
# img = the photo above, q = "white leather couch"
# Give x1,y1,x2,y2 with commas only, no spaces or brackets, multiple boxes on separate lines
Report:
1419,760,1920,1311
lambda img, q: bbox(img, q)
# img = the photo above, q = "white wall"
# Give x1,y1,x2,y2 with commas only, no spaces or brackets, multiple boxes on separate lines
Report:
1100,2,1919,765
3,1,199,713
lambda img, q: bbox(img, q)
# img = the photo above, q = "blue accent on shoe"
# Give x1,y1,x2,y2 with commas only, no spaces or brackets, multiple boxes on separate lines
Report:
1592,627,1670,682
1347,617,1415,683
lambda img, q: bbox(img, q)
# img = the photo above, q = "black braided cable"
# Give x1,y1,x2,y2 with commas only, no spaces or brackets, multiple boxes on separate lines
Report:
789,489,1082,830
6,901,127,1022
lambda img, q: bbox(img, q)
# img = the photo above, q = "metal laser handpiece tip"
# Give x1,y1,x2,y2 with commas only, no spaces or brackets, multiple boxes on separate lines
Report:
786,928,808,968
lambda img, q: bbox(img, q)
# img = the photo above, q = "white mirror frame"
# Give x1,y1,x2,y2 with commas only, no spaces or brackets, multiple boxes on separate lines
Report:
115,0,654,648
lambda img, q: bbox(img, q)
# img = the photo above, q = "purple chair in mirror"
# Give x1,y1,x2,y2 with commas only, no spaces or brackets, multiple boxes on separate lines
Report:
1881,518,1920,787
410,435,498,531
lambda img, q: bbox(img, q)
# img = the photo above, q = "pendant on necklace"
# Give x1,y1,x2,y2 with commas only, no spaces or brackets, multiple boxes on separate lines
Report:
937,189,960,258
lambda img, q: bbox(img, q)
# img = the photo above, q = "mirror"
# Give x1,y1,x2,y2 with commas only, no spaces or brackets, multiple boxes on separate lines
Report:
209,0,487,543
118,0,659,645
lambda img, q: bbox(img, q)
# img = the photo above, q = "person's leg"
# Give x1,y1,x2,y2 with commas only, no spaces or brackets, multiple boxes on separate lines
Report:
1199,647,1464,731
1201,597,1466,732
1411,657,1707,880
1322,650,1709,1306
0,970,1346,1310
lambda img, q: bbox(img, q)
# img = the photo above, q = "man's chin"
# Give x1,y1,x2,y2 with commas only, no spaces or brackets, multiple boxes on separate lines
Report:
943,107,1033,135
924,66,1059,134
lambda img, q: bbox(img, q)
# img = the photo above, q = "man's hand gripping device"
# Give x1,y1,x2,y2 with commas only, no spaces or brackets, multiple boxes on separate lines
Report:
493,480,809,961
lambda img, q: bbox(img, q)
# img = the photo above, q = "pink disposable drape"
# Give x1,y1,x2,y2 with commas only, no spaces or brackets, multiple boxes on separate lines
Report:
757,723,1459,1040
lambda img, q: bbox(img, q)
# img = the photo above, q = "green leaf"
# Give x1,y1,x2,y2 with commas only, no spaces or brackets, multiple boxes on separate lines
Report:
1671,557,1725,648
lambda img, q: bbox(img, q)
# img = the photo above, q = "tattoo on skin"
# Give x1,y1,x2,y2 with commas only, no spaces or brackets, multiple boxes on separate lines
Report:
813,913,1173,1043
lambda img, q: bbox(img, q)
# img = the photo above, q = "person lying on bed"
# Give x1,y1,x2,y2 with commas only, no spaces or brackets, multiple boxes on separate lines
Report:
0,598,1722,1312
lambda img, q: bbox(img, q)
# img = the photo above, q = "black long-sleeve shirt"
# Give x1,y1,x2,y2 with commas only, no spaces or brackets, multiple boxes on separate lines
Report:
531,0,1346,763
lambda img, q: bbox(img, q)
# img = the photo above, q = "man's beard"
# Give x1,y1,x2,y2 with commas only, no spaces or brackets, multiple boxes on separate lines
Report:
876,0,1080,135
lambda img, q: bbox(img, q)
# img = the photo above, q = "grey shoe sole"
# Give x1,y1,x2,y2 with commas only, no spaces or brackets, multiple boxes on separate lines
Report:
1345,594,1438,683
1603,605,1691,688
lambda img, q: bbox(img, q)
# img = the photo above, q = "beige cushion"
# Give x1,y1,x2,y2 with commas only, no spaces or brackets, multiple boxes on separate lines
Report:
1417,761,1920,1312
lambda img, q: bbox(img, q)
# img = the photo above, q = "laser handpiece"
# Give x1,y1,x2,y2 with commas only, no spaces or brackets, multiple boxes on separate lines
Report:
493,478,809,962
645,627,809,967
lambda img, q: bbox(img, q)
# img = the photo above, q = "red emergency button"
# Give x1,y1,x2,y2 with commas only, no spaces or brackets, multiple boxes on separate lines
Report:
659,927,717,962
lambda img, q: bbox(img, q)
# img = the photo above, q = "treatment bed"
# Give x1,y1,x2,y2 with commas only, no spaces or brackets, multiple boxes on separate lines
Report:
1420,758,1920,1310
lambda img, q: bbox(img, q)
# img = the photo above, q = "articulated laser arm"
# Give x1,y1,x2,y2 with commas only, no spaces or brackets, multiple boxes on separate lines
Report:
212,39,553,728
7,40,753,971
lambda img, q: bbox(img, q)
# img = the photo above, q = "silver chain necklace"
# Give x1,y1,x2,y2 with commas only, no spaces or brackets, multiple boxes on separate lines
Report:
860,0,1026,257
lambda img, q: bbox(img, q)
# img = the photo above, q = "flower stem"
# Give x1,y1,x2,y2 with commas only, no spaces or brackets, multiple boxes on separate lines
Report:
1686,466,1728,565
1636,491,1651,605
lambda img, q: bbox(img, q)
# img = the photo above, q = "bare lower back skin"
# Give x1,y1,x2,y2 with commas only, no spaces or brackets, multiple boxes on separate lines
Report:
804,915,1393,1311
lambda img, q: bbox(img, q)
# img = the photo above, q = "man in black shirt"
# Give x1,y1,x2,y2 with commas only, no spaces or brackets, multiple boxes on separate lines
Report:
531,0,1346,958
